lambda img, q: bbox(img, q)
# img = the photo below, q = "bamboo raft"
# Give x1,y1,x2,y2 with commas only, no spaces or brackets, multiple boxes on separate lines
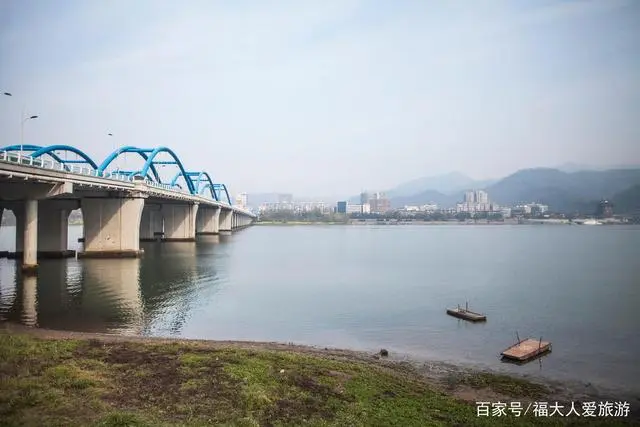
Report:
446,302,487,322
501,336,551,362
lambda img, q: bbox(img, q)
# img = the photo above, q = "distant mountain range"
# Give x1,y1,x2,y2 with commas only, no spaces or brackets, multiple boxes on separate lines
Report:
382,172,496,199
554,162,640,173
384,168,640,214
247,165,640,215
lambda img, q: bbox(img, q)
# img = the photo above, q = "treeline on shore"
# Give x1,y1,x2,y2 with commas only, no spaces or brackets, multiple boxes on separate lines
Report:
257,209,640,224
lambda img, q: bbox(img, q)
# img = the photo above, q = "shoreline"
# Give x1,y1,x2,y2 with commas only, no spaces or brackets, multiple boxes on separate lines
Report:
3,323,638,415
254,220,626,226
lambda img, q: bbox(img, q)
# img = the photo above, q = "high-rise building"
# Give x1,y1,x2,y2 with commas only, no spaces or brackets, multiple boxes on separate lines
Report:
235,192,248,208
360,192,369,204
475,190,489,204
464,191,476,204
596,200,614,218
370,197,391,213
336,201,347,214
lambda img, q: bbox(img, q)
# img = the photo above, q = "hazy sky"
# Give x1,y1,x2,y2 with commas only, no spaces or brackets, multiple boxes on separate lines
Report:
1,0,639,197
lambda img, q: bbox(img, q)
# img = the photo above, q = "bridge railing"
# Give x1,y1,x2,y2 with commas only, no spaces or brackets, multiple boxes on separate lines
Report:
0,150,188,189
0,150,239,205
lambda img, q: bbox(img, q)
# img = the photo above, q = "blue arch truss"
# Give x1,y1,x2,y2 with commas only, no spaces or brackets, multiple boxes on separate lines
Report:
1,144,234,205
171,171,227,202
0,144,98,170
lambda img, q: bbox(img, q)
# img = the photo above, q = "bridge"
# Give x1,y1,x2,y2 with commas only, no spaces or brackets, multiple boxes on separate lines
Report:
0,144,256,273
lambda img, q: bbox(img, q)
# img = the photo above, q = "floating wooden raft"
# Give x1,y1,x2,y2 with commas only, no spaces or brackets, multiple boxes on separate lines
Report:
446,303,487,322
501,338,551,362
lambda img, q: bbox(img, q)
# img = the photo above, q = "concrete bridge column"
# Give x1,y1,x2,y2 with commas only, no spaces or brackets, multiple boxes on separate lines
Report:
219,208,232,232
162,202,198,241
10,200,38,272
196,206,220,235
22,199,38,273
140,204,164,241
0,207,5,258
79,193,147,258
10,199,78,262
38,199,79,258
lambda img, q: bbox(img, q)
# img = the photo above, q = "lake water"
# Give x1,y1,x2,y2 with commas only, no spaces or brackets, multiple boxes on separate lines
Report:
1,224,639,394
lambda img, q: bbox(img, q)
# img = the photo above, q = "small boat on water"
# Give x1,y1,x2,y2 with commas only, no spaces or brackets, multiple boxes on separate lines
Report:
446,302,487,322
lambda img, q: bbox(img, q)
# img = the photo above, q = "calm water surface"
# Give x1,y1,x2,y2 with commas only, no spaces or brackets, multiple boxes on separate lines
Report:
1,224,639,393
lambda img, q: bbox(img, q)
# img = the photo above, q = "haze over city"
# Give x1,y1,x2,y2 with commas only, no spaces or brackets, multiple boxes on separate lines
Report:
1,0,639,197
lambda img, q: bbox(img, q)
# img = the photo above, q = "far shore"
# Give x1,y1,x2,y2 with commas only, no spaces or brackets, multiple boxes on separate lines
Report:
254,220,606,226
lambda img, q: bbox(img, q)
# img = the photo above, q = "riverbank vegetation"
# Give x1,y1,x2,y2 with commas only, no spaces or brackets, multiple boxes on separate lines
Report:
1,328,633,426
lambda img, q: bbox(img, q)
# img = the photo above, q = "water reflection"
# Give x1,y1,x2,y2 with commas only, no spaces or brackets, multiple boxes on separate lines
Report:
0,237,223,336
138,241,217,336
22,274,37,326
78,258,143,334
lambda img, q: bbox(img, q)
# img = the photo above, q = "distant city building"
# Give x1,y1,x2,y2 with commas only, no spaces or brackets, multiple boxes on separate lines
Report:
346,204,363,214
360,192,369,205
596,200,614,218
402,204,438,212
475,190,489,204
259,200,327,213
278,194,293,204
457,190,499,213
514,203,549,215
235,192,248,208
336,201,347,214
464,191,476,204
362,203,371,214
367,192,391,214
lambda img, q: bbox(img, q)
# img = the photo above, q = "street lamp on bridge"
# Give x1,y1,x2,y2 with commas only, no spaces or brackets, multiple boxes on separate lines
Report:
20,114,39,155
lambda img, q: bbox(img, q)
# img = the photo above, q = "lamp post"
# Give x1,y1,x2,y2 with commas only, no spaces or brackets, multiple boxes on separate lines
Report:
107,132,119,172
20,114,39,155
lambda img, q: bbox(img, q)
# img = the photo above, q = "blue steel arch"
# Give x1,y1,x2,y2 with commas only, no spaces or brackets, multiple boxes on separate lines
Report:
172,171,219,201
2,143,236,206
0,144,98,170
98,146,195,194
213,184,232,205
97,146,163,182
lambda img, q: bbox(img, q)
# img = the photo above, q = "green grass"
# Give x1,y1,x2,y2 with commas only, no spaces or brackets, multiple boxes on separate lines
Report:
0,331,632,426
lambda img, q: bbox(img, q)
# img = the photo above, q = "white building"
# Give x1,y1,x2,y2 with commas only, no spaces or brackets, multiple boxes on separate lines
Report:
464,191,476,204
235,192,248,208
458,190,494,213
475,190,489,204
347,204,363,214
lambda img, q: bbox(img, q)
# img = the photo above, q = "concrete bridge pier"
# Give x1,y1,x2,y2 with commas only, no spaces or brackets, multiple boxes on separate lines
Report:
38,199,79,258
162,202,198,241
196,206,220,235
238,215,251,228
79,192,147,258
8,199,78,272
219,208,232,232
0,207,6,258
22,199,38,273
140,204,164,241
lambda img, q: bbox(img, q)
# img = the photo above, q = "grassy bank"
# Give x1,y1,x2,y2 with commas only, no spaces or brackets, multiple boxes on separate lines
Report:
0,329,633,426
